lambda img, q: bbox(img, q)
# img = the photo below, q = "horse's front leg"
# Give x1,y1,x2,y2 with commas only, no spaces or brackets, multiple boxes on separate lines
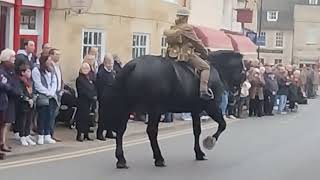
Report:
191,113,207,160
147,112,165,167
204,101,227,150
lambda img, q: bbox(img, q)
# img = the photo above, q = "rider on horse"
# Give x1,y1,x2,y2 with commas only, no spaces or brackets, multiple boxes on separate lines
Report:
164,8,213,100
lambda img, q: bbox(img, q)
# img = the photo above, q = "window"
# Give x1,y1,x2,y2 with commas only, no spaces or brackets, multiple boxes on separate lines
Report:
132,33,150,59
82,29,105,64
259,32,266,47
275,32,284,48
163,0,178,4
20,9,36,30
267,11,279,22
274,59,282,64
161,36,167,57
259,58,265,65
309,0,318,5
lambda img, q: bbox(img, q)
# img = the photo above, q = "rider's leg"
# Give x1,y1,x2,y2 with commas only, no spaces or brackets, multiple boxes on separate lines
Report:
188,54,211,98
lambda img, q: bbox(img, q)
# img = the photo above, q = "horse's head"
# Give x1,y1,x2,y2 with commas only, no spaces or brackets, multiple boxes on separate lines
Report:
208,50,246,91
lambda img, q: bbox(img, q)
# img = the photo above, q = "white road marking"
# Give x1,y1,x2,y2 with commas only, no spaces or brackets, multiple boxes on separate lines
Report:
0,119,240,170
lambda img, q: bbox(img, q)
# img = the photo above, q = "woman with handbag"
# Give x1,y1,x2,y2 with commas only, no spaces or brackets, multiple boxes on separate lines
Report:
75,62,97,142
32,55,58,145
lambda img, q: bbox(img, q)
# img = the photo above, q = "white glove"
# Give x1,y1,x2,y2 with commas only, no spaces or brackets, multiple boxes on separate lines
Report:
1,75,7,84
28,99,34,108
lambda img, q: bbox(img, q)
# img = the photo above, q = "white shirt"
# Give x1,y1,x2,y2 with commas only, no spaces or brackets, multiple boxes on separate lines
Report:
32,67,57,97
53,62,62,91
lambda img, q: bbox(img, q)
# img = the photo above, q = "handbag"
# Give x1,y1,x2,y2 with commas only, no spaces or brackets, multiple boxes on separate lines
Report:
36,94,50,106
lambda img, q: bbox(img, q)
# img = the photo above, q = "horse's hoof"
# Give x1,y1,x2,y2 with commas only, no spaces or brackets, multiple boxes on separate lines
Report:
155,160,166,167
196,155,208,161
203,136,216,150
116,162,129,169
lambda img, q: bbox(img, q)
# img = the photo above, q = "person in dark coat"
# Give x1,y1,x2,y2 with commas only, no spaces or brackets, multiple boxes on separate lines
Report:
0,64,9,160
263,65,278,116
276,66,290,114
16,64,37,146
95,54,117,141
75,62,97,142
0,48,20,152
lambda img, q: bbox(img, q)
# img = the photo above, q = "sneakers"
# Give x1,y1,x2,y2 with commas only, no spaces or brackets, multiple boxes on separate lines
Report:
20,137,29,146
200,91,214,101
14,133,20,141
44,135,56,144
26,136,36,146
37,135,44,145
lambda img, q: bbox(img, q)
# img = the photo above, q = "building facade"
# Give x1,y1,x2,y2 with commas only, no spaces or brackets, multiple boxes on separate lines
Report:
0,0,50,52
293,2,320,66
48,0,187,83
257,0,298,65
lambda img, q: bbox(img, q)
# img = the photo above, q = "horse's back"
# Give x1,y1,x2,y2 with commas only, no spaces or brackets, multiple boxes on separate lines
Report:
123,56,198,104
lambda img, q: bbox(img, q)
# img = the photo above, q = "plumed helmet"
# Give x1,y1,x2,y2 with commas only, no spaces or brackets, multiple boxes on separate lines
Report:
176,7,190,16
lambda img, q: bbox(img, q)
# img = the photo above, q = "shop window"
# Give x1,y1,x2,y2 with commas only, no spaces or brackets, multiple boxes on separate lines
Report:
0,6,8,51
20,9,36,30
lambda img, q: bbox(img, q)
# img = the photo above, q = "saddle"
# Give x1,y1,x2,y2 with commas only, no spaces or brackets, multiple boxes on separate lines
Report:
166,56,200,78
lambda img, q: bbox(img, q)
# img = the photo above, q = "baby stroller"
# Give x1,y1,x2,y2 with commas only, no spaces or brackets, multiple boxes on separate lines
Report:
55,85,77,129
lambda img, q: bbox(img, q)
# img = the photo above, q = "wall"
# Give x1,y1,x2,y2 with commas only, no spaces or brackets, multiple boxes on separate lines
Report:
293,4,320,65
49,0,182,83
260,30,293,65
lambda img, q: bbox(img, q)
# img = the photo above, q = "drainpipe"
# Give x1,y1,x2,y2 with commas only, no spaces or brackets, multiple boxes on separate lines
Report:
43,0,51,44
13,0,22,51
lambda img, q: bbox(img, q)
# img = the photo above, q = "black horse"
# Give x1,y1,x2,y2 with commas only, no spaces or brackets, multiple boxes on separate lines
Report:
104,50,245,168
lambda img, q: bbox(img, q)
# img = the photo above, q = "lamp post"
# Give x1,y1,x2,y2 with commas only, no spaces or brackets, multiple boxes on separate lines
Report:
257,0,263,61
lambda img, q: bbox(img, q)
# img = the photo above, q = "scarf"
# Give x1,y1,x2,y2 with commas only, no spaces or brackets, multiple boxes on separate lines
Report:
20,76,33,95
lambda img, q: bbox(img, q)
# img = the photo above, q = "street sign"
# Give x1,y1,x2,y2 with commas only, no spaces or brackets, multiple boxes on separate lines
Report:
256,36,266,46
246,31,257,44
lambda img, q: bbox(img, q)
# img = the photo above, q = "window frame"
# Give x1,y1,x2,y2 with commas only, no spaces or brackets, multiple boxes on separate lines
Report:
259,31,266,47
161,36,167,57
267,11,279,22
309,0,318,5
274,59,283,65
132,33,150,59
275,32,284,48
81,28,106,64
162,0,178,4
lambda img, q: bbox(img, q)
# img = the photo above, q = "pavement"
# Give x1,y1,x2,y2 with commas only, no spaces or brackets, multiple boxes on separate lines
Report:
4,117,197,159
1,98,320,180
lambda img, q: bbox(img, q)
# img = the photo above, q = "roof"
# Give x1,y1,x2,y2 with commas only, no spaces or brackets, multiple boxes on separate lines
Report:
226,33,257,55
258,0,300,30
193,26,234,51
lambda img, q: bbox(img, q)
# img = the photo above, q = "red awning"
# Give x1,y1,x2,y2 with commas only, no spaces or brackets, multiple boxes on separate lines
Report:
193,26,234,51
226,33,257,54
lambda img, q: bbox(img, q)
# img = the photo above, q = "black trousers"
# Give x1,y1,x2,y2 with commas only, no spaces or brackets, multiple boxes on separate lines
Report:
97,101,105,136
264,91,276,115
17,109,32,137
249,96,263,117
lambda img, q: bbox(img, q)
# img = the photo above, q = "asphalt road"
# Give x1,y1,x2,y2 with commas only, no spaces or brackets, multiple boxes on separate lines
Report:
1,98,320,180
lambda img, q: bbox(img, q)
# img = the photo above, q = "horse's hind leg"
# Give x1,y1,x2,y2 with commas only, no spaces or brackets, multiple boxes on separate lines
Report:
116,113,129,169
204,101,226,150
191,113,207,160
147,112,165,167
